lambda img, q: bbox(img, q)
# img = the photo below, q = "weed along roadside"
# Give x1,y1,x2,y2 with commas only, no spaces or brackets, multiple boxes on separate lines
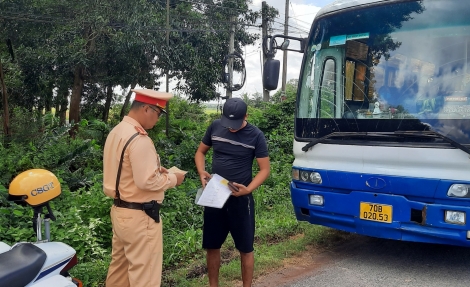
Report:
0,92,315,287
163,224,354,286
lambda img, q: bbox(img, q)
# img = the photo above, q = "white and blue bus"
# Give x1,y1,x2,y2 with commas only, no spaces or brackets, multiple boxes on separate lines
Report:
264,0,470,246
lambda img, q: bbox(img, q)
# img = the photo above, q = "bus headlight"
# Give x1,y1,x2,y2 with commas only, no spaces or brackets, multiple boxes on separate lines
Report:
447,184,470,198
300,170,310,181
445,210,466,225
292,168,322,184
309,172,322,184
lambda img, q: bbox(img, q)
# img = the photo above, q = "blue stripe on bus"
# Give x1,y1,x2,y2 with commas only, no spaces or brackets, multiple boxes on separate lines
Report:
293,167,470,203
291,167,470,246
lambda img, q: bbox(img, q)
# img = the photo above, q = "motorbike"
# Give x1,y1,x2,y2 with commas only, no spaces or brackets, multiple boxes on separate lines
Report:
0,169,82,287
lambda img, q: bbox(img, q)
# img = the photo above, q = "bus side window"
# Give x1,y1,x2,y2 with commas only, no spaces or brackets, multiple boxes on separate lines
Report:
318,58,336,118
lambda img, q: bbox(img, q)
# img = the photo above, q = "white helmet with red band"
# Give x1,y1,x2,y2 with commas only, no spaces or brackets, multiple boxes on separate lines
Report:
132,89,173,113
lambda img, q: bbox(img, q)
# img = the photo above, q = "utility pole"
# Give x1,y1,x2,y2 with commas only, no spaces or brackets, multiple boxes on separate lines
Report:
165,0,170,136
281,0,289,94
261,1,269,102
226,16,236,99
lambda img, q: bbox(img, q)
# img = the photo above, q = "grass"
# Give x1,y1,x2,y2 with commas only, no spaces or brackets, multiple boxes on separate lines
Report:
71,199,354,286
73,260,108,287
158,204,353,287
159,223,352,287
58,211,353,287
204,107,219,114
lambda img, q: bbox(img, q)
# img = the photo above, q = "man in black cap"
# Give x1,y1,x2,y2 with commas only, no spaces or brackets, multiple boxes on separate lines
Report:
194,98,270,287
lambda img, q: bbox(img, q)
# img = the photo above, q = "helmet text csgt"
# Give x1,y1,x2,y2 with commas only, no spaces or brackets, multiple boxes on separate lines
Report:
30,182,55,196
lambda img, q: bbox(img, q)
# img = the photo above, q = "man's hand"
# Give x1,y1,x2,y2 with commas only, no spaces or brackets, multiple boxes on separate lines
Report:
175,172,185,186
230,182,251,197
198,171,212,188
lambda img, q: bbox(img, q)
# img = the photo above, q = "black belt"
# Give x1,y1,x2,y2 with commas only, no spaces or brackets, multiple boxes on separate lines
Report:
114,199,161,223
114,199,146,210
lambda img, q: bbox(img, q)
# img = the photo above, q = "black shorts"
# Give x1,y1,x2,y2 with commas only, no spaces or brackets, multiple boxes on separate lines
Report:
202,194,255,253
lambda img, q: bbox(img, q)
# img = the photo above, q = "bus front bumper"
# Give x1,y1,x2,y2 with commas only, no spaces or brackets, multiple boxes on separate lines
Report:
291,182,470,247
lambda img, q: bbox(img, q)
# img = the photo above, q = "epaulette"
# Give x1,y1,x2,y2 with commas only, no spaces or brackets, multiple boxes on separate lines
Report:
134,126,148,135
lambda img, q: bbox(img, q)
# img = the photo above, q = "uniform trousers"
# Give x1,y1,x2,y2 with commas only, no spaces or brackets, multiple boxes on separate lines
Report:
106,205,163,287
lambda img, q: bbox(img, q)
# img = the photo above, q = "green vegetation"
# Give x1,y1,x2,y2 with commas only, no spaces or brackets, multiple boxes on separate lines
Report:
0,87,330,286
0,1,332,285
0,0,279,127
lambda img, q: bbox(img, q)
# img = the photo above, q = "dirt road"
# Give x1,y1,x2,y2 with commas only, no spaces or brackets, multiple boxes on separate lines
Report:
254,232,470,287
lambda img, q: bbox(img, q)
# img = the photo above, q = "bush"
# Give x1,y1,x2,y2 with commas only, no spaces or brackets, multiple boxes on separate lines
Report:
0,96,300,286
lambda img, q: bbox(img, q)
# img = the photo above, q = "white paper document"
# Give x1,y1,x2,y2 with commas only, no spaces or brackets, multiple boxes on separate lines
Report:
195,174,232,208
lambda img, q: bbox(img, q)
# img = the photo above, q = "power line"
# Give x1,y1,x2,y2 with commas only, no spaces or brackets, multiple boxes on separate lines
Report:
289,1,305,37
0,11,263,33
288,16,312,26
0,5,264,30
273,20,309,31
0,9,70,23
272,20,309,34
291,11,318,17
176,0,255,13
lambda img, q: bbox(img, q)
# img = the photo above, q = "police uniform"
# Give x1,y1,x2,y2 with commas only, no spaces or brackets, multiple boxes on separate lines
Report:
103,89,176,287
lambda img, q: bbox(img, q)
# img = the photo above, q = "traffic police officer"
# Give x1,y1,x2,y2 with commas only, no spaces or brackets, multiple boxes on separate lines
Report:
103,89,185,287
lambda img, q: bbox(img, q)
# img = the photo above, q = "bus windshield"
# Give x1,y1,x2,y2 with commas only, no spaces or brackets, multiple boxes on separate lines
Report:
297,0,470,144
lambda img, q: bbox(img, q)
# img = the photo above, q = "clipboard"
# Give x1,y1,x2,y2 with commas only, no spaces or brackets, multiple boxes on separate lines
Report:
195,174,232,208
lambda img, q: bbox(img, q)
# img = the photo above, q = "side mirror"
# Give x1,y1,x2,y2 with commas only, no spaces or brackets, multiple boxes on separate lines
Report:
280,40,290,50
263,59,280,91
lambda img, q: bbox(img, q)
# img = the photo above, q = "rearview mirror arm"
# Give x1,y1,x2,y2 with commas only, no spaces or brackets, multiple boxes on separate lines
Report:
265,34,307,57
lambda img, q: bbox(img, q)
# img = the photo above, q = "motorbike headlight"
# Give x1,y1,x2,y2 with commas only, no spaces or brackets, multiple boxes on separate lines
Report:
448,184,470,198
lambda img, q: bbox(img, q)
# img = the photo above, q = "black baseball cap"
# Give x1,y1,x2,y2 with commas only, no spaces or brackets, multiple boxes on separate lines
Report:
221,98,247,130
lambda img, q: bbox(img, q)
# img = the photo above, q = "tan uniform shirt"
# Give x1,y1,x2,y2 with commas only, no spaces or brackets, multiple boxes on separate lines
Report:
103,116,177,203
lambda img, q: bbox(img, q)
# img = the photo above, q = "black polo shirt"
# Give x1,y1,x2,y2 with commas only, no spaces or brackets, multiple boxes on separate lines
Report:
202,119,269,186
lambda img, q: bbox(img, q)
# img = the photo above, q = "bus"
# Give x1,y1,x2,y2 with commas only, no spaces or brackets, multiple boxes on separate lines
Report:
263,0,470,247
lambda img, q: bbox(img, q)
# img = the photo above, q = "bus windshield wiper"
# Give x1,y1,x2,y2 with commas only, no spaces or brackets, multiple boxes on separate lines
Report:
394,131,470,156
302,132,397,151
302,131,470,155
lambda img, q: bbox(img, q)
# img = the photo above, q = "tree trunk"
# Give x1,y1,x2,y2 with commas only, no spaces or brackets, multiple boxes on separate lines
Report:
37,98,44,115
103,85,113,122
0,59,11,139
120,82,137,118
57,84,69,125
44,83,53,112
69,65,84,136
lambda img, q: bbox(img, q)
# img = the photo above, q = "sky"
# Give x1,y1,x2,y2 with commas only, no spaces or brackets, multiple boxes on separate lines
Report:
239,0,333,97
156,0,337,99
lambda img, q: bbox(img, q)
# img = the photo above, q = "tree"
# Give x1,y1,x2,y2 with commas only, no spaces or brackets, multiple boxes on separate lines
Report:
1,0,166,124
0,0,278,127
272,79,298,102
155,0,274,102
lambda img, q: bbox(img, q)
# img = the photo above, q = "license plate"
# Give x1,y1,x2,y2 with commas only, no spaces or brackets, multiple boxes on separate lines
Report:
360,202,392,223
